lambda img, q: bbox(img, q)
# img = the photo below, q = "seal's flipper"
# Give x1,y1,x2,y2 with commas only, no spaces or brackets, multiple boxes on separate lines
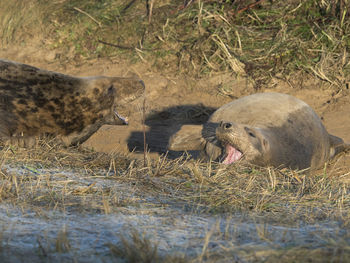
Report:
329,134,350,158
168,125,205,151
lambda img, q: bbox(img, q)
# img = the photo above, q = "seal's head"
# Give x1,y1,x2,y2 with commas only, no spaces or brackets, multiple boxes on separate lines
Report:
85,76,145,125
215,121,271,165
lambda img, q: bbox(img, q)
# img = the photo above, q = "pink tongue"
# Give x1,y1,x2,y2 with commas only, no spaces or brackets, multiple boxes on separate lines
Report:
223,144,242,164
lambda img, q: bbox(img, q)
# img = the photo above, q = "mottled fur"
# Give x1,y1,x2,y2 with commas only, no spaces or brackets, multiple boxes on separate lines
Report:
169,93,350,169
0,59,144,146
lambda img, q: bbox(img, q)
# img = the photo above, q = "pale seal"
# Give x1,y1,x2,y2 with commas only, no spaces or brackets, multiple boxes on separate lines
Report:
0,59,145,146
169,92,349,169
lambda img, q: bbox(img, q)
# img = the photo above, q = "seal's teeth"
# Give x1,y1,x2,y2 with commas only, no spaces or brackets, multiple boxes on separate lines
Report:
219,153,228,163
114,110,129,125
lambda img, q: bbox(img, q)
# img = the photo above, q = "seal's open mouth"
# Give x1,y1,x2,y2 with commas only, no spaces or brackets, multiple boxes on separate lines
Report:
221,143,243,164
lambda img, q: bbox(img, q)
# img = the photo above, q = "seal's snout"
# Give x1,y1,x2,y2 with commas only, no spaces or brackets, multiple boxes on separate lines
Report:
220,122,233,130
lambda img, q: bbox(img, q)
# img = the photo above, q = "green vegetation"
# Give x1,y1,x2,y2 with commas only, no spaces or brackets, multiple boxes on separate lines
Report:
1,0,349,87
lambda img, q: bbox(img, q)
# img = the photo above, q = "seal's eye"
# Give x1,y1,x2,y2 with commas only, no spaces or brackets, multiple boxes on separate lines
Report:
107,85,115,95
248,132,256,138
244,127,256,138
223,122,232,129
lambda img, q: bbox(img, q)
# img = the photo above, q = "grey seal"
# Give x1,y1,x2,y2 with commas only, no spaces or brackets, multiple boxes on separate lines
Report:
0,59,145,146
169,92,349,169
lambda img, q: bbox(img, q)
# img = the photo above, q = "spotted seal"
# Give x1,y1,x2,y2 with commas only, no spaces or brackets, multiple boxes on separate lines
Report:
0,59,145,146
169,92,349,169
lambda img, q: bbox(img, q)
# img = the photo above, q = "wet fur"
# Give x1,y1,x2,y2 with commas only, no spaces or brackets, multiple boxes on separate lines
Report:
0,59,145,146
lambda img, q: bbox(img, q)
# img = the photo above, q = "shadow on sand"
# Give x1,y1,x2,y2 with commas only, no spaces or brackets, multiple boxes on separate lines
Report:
127,104,216,159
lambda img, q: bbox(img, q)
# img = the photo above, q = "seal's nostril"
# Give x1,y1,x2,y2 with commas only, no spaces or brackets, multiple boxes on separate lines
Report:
224,122,232,129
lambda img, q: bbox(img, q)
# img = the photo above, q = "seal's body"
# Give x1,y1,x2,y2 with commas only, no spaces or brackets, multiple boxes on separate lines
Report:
0,59,144,146
169,93,349,169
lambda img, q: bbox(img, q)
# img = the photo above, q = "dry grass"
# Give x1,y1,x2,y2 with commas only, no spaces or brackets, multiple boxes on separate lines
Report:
0,140,349,262
0,140,134,213
0,140,349,223
107,224,350,262
108,230,188,263
0,0,55,44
